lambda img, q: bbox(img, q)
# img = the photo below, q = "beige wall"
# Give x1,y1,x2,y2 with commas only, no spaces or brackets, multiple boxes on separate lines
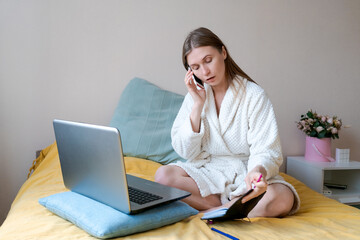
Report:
1,0,359,224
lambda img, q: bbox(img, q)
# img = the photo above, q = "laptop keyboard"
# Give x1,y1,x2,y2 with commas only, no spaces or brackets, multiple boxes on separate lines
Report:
128,186,163,205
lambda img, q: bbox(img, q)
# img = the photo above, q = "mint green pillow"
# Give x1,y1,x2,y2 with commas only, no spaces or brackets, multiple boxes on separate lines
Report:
39,192,198,239
110,78,185,164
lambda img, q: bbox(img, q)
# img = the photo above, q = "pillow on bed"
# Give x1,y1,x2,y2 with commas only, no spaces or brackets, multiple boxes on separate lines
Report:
110,78,185,165
39,191,198,239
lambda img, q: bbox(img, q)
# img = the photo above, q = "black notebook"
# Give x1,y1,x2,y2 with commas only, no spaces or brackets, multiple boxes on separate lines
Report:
201,189,266,221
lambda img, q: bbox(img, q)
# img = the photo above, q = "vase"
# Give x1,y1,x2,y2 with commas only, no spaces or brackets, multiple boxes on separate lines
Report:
305,136,334,162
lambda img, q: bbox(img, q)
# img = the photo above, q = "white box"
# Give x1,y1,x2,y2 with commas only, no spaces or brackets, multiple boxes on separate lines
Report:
336,148,350,163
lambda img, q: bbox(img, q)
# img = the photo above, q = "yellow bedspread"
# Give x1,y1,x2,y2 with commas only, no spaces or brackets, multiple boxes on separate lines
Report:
1,142,360,239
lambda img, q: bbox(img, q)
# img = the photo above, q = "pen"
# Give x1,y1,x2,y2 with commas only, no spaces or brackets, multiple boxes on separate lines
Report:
211,227,239,240
253,174,263,189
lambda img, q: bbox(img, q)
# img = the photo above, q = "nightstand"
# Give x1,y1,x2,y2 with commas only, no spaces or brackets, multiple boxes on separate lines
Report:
287,156,360,205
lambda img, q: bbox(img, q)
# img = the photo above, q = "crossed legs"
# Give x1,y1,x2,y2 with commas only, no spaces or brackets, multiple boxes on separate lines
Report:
154,165,222,210
155,165,295,217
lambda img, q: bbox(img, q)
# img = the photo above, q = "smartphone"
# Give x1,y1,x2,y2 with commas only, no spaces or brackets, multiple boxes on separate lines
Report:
192,74,204,90
188,67,204,90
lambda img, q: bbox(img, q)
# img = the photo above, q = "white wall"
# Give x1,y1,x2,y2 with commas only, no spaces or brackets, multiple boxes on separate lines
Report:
1,0,359,224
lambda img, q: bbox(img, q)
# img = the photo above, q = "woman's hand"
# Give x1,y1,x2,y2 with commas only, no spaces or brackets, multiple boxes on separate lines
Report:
241,166,268,203
185,68,206,133
184,68,206,107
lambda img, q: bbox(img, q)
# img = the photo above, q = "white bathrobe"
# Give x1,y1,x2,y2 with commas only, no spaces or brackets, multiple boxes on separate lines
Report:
171,78,299,214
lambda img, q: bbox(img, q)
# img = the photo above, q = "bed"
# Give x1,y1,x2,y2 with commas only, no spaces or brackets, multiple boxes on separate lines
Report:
1,78,360,239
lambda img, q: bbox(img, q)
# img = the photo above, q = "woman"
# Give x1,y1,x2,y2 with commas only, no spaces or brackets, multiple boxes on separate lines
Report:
155,27,299,217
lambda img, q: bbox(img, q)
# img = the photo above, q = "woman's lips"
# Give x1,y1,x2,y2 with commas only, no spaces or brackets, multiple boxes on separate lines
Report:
206,76,215,82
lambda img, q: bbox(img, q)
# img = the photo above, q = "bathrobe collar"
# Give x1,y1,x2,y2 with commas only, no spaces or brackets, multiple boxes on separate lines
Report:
204,79,246,136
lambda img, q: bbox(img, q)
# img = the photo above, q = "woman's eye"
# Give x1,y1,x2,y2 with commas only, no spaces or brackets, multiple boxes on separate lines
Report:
205,58,212,63
192,66,199,70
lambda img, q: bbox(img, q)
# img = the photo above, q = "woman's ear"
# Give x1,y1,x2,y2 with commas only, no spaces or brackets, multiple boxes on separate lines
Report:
222,46,227,60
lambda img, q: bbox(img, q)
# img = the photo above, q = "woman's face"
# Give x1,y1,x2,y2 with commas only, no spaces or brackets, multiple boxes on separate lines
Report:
187,46,227,88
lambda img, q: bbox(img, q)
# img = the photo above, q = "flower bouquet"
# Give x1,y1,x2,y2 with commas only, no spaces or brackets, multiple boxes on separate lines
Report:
296,110,343,162
296,110,342,139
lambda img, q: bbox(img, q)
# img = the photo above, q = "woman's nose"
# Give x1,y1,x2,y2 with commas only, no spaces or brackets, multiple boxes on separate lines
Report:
202,65,210,76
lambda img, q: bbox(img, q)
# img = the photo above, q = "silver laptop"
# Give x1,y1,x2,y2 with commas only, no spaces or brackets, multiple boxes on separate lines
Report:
53,119,190,214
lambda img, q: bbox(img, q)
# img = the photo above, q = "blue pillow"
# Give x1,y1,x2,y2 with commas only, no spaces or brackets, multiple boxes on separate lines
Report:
110,78,185,165
39,191,198,239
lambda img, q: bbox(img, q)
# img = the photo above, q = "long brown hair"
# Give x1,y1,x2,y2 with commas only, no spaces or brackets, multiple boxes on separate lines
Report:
182,27,256,84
